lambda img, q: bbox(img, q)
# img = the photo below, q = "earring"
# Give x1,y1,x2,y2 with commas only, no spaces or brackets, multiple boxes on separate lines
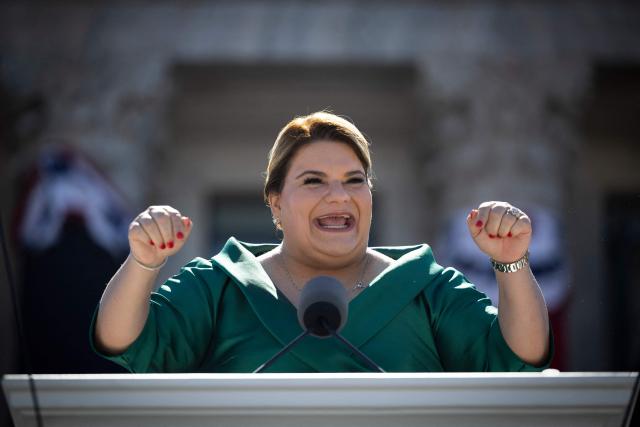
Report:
273,217,282,230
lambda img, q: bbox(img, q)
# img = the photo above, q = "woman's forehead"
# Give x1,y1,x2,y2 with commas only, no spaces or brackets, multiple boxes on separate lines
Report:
288,141,365,172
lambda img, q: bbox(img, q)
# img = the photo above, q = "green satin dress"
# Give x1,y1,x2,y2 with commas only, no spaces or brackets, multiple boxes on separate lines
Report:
90,237,551,373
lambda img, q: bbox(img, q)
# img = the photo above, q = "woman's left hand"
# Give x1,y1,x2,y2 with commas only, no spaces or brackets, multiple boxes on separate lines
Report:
466,201,531,263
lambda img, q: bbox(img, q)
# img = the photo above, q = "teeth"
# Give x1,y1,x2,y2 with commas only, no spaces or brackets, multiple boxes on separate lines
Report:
317,214,352,229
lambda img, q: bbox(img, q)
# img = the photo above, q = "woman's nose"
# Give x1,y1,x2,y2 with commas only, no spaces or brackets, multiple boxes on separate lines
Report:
325,181,350,202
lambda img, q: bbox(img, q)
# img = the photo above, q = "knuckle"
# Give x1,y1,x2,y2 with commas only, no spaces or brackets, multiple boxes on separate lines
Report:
493,207,507,215
149,206,167,216
139,216,152,225
154,211,169,221
152,212,167,224
152,207,168,216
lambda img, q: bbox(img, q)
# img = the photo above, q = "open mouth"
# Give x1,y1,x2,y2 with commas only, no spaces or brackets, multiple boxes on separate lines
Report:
314,213,355,231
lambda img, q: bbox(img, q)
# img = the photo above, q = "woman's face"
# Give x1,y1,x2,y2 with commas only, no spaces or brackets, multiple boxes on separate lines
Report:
270,140,372,267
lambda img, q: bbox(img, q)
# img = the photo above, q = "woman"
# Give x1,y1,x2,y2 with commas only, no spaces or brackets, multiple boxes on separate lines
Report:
93,112,551,372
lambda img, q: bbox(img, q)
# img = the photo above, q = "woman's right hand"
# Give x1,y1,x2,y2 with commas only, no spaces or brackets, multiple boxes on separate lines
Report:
128,205,192,268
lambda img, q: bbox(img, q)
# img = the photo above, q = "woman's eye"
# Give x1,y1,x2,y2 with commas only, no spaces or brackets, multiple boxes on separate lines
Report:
303,177,323,185
347,177,365,184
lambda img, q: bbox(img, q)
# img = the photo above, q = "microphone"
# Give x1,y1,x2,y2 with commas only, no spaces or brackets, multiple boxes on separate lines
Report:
297,276,348,338
254,276,385,373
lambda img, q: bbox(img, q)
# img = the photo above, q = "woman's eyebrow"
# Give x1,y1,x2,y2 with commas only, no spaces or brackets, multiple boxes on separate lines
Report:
295,170,365,179
295,170,326,179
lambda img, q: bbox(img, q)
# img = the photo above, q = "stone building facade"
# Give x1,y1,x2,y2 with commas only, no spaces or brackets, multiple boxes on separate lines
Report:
1,3,639,418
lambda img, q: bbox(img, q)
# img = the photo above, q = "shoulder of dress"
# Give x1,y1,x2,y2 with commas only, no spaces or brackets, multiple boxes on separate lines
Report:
179,257,230,286
184,256,214,269
369,243,435,262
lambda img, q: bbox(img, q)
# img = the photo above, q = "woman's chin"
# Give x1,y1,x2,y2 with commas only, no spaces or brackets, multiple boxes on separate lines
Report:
310,237,366,260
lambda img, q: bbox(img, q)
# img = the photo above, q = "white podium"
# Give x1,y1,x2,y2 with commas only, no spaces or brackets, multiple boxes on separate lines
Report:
2,372,637,427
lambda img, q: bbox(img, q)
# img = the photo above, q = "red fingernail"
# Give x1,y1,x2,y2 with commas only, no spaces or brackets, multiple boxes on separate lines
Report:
167,241,174,249
507,232,513,237
475,220,483,227
489,234,495,239
160,243,166,250
176,231,184,239
149,240,155,246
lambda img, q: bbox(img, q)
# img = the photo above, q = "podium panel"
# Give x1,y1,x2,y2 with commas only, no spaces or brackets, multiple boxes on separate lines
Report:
2,372,637,427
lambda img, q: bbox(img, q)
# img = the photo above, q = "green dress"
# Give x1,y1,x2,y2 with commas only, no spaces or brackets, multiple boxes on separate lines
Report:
90,237,552,373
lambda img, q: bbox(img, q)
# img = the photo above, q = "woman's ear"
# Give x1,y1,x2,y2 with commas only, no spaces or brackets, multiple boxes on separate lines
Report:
268,193,281,219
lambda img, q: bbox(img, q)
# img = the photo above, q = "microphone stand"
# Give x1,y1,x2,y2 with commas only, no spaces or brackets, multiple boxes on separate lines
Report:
253,330,310,373
253,320,386,373
323,318,386,373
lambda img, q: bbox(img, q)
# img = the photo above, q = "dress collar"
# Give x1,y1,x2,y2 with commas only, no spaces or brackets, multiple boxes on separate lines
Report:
211,237,437,371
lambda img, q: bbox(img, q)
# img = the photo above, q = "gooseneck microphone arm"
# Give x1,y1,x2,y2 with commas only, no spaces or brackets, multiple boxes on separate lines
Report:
321,318,385,373
254,276,386,373
253,330,310,373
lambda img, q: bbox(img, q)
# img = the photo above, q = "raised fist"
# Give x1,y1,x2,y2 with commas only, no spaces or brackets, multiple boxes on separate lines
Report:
128,205,192,268
466,201,531,263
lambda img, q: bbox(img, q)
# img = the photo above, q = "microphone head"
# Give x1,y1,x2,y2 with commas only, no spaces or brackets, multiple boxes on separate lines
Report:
297,276,349,338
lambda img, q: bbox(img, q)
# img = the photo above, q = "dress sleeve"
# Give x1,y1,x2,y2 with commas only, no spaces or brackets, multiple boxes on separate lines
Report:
424,262,553,372
89,257,227,373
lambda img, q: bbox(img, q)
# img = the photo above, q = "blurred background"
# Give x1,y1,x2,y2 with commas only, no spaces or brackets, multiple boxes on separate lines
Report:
1,0,639,424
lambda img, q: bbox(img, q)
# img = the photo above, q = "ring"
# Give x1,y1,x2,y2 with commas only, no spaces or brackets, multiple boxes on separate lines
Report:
505,206,524,219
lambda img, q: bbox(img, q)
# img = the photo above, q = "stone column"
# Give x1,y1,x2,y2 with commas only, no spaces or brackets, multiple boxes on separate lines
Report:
417,55,594,369
418,56,588,220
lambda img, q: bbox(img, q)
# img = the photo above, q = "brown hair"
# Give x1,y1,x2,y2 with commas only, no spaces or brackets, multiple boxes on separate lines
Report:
264,111,372,204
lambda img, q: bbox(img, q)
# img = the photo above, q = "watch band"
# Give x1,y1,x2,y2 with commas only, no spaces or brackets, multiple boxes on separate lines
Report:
490,251,529,273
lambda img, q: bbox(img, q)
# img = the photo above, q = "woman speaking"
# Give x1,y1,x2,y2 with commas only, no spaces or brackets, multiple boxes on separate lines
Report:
92,111,551,372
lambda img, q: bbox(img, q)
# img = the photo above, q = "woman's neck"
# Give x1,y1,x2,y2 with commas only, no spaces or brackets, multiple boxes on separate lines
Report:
277,244,369,290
